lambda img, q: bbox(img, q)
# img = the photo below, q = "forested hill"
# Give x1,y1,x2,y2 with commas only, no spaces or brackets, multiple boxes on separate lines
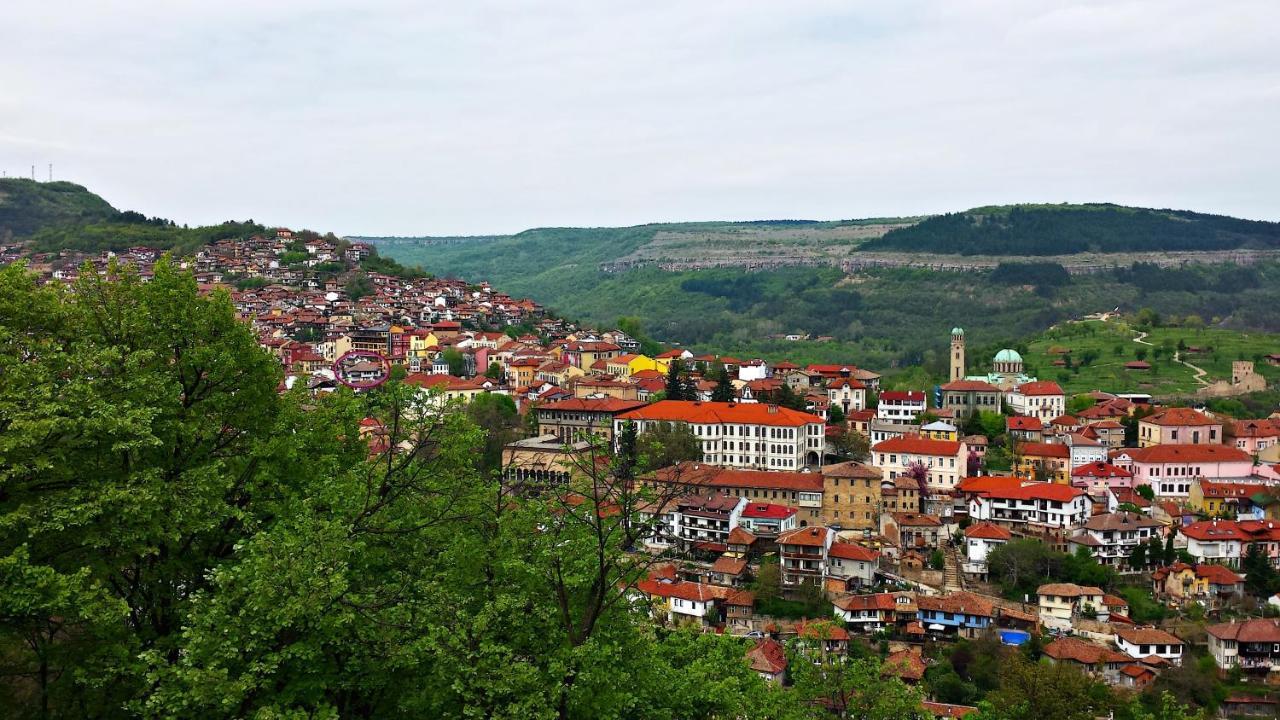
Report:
860,203,1280,256
0,178,119,237
0,178,267,255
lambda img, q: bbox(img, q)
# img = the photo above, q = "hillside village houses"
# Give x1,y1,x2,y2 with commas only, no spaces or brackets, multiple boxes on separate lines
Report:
24,241,1280,688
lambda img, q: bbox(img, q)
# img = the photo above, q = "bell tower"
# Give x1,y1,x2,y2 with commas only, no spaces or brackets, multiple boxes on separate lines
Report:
950,327,965,382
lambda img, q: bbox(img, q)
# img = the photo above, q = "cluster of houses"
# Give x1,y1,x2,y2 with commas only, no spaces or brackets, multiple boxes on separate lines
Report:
12,237,1280,693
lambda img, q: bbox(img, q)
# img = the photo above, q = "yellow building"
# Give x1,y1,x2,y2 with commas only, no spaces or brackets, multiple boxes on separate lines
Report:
1013,442,1071,483
920,421,959,441
408,330,442,361
604,353,665,379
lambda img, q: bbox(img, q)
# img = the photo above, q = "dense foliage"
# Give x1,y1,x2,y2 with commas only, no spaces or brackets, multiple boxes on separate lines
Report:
862,204,1280,255
0,179,119,237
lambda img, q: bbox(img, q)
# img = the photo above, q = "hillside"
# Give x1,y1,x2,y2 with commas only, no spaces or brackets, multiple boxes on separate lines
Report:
860,203,1280,256
0,178,119,238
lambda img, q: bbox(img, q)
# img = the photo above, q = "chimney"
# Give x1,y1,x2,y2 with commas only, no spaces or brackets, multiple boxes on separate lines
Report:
768,404,779,414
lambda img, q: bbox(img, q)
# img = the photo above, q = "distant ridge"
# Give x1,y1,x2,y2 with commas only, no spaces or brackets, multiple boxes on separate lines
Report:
860,203,1280,256
0,178,119,237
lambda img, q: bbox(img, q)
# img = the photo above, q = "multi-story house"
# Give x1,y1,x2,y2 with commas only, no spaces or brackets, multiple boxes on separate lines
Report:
939,379,1003,419
1188,480,1280,518
616,400,827,470
535,397,647,443
1070,461,1135,496
1234,419,1280,457
1177,520,1246,567
832,592,898,631
1037,583,1106,623
1113,627,1185,664
1014,442,1071,483
821,461,882,530
633,575,754,628
561,340,621,371
962,521,1011,580
1151,562,1244,607
778,526,833,588
736,503,797,539
649,465,826,526
1114,444,1256,498
884,512,946,550
1069,512,1162,568
1207,619,1280,673
1006,415,1044,442
967,482,1091,533
826,541,880,591
916,592,995,638
1005,381,1066,421
826,377,867,415
872,436,967,496
1138,407,1223,447
876,391,927,422
671,493,746,552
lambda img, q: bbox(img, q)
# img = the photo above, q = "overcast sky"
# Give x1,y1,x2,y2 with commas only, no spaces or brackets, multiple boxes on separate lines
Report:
3,1,1278,236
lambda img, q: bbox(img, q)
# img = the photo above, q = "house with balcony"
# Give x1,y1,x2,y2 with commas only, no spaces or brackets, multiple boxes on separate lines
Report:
876,391,927,422
916,591,995,638
967,481,1091,535
671,493,746,553
1151,562,1244,608
1207,619,1280,674
962,521,1012,580
778,526,833,588
1037,583,1106,624
832,592,898,632
1113,626,1185,664
826,541,880,591
737,503,798,540
1068,511,1163,569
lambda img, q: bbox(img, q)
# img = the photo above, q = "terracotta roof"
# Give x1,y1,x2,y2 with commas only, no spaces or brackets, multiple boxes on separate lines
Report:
618,400,824,427
537,397,648,413
1115,626,1183,646
726,527,757,545
1044,637,1131,665
652,464,824,492
882,649,926,681
880,390,926,402
1072,461,1133,479
1195,563,1244,586
828,542,879,561
796,620,850,642
1234,419,1280,438
1037,583,1103,598
917,591,994,617
1141,407,1218,427
1015,380,1065,396
1081,512,1162,531
741,503,796,520
833,592,897,612
746,638,787,675
778,526,830,547
1018,442,1070,459
891,512,943,527
956,476,1025,494
710,555,749,576
976,481,1084,503
964,522,1012,540
1006,416,1044,431
1206,618,1280,643
1179,520,1248,541
873,436,962,456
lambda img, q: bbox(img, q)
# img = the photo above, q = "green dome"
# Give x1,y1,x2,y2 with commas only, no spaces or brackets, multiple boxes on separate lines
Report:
994,348,1023,364
950,327,964,336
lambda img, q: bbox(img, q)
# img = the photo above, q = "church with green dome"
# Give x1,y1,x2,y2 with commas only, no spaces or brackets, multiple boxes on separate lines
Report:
950,328,1037,390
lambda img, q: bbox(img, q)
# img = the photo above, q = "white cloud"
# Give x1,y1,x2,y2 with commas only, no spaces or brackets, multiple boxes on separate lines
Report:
1,0,1277,234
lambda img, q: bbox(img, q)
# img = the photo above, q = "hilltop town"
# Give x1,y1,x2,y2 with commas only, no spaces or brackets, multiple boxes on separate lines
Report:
6,226,1280,718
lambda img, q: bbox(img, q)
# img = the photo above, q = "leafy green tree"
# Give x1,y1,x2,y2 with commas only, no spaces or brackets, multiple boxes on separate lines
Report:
973,652,1114,720
345,271,374,300
790,653,927,720
828,403,846,425
466,391,522,476
442,347,466,376
665,359,688,400
1243,542,1280,597
637,421,702,470
711,365,737,403
486,361,505,380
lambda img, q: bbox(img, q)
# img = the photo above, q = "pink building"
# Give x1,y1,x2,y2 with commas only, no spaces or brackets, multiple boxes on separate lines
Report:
1234,419,1280,457
1071,461,1135,495
1112,445,1255,498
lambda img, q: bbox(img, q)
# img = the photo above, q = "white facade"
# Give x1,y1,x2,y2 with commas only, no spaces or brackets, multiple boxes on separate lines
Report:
968,490,1091,531
1006,387,1065,421
876,393,926,422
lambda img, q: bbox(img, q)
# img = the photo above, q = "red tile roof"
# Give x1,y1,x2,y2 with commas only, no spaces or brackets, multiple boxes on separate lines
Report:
833,592,897,612
617,400,823,427
1017,442,1070,459
872,436,962,456
778,526,830,547
652,465,824,492
1207,618,1280,643
1141,407,1218,427
1006,416,1044,431
977,481,1085,502
741,503,796,520
828,542,879,561
1072,461,1133,478
1015,381,1064,396
880,390,926,402
1126,444,1252,464
964,521,1012,540
537,397,648,413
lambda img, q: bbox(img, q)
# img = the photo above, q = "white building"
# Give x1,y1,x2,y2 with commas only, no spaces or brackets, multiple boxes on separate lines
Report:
827,378,867,415
876,391,926,422
872,436,968,495
962,521,1012,578
967,482,1091,531
615,400,827,470
1114,627,1184,664
1069,512,1163,568
1005,381,1066,421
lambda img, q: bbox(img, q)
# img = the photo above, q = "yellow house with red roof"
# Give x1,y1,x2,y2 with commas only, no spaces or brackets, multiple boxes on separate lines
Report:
604,353,667,379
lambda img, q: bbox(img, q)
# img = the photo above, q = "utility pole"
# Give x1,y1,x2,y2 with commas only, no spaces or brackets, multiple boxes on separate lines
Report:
31,165,36,181
48,163,52,182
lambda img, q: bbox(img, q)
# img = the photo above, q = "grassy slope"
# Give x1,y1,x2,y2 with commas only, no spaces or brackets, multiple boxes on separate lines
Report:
0,179,119,237
1023,319,1280,396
